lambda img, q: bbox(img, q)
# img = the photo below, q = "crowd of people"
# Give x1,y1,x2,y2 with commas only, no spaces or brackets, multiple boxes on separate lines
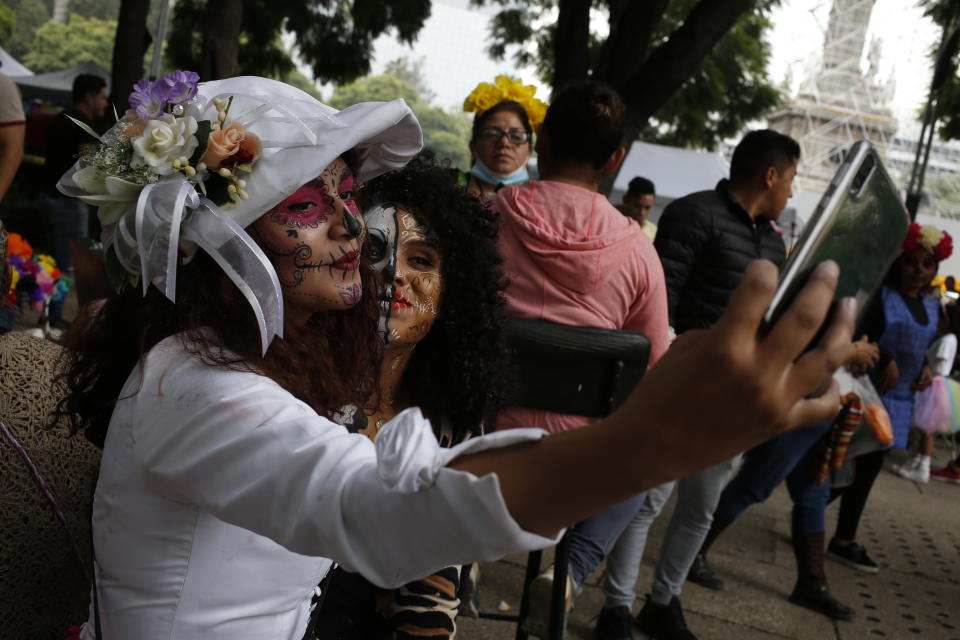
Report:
0,61,955,640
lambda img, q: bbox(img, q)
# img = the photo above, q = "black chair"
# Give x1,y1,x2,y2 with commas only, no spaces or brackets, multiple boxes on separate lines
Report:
477,317,650,640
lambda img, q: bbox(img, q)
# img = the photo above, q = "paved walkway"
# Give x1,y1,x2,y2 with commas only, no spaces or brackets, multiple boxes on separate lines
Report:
14,290,958,639
459,443,960,640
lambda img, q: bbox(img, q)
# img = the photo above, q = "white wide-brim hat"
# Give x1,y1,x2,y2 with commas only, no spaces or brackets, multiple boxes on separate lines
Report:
57,75,423,352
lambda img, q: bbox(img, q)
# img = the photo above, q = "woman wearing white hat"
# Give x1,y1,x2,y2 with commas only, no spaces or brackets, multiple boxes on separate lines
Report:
55,72,853,640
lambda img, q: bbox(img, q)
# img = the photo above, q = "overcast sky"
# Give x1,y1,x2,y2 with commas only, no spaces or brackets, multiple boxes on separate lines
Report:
359,0,943,134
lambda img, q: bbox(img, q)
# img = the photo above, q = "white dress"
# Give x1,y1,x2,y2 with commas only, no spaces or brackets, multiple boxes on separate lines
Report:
82,335,555,639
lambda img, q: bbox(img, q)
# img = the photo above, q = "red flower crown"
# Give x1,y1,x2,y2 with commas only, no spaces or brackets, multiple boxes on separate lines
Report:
902,222,953,262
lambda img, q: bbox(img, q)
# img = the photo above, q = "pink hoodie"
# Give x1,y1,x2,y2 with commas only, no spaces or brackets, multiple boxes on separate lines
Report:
495,180,669,433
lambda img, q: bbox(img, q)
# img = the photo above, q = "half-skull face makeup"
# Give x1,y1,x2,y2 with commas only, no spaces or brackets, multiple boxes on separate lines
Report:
364,204,443,346
251,157,365,321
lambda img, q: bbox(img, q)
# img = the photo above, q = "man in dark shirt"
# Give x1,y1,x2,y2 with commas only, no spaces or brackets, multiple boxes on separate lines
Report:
41,74,107,273
595,130,800,640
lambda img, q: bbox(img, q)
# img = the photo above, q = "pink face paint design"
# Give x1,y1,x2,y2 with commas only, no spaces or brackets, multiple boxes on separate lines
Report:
250,157,366,321
269,183,335,228
338,283,362,306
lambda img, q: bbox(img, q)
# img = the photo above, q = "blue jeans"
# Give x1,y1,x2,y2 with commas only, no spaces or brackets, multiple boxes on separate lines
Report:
39,192,88,272
714,421,834,523
566,492,648,590
0,307,13,333
785,431,833,535
601,455,742,608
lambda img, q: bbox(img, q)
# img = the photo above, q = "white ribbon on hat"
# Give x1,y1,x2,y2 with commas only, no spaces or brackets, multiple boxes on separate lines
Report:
121,175,283,354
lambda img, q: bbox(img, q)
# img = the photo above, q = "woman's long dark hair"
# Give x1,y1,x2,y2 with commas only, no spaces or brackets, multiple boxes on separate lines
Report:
362,154,510,441
57,240,383,448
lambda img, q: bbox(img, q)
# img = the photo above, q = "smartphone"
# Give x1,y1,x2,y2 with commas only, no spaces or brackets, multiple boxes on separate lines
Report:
764,140,911,330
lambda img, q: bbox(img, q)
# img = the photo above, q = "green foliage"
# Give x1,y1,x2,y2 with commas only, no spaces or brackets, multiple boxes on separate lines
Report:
475,0,782,150
21,12,115,73
69,0,119,20
329,70,472,169
922,0,960,141
3,0,49,61
167,0,432,85
0,3,14,42
643,0,781,150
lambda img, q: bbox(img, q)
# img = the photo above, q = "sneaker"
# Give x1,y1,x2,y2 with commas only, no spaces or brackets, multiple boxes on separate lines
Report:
932,465,960,484
891,461,930,484
827,540,879,574
595,605,635,640
520,566,572,638
788,580,855,621
686,553,724,590
636,596,697,640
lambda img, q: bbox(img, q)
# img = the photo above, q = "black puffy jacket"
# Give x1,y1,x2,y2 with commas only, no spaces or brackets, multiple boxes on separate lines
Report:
654,180,786,333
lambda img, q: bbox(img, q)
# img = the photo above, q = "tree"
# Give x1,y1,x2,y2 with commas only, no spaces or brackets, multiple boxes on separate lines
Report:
921,1,960,141
478,0,781,152
329,71,472,169
0,3,14,42
2,0,50,61
108,0,150,113
199,0,242,80
21,12,115,73
167,0,432,84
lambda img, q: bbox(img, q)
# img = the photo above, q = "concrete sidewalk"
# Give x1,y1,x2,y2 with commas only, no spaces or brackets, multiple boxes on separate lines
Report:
459,444,960,640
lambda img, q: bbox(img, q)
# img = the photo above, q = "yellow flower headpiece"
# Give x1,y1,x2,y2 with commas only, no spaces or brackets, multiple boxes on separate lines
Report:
463,76,548,129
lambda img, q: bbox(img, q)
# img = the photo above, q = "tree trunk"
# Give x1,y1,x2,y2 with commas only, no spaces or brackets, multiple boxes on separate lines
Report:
53,0,70,24
598,0,759,194
200,0,243,81
552,0,592,92
109,0,152,114
593,0,670,87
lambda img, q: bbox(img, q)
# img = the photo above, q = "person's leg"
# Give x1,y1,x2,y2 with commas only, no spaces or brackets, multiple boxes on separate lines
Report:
565,491,648,590
599,481,675,610
43,194,88,273
827,449,886,573
707,421,834,558
784,447,854,620
648,454,741,605
526,491,650,638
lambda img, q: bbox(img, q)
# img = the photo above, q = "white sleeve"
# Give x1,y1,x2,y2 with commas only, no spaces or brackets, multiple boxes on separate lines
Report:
928,334,957,377
131,348,559,589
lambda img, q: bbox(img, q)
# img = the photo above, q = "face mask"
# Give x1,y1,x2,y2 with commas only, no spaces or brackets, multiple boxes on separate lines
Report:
470,159,529,188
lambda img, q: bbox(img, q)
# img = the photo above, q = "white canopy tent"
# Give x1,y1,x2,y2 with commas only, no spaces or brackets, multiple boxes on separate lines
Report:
9,60,109,105
610,140,805,239
0,46,32,77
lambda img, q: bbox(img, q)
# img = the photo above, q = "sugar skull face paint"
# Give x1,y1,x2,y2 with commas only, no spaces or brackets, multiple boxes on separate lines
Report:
364,204,443,346
250,157,365,321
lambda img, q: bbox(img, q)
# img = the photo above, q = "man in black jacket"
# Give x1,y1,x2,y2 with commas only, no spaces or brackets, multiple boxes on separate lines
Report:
594,130,799,640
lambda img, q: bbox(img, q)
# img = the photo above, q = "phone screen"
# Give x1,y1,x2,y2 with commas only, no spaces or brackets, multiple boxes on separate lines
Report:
765,141,910,329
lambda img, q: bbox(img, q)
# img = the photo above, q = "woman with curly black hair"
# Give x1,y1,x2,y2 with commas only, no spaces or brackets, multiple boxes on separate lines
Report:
316,155,509,638
361,154,509,442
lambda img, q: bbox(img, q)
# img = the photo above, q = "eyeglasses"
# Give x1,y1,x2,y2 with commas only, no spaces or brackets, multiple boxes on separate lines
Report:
477,126,531,145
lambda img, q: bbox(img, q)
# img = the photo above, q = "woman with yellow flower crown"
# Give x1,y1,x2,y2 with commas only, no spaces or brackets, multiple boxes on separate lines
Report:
461,76,548,198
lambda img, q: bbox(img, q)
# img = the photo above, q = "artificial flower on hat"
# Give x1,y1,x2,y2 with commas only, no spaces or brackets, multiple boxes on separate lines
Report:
57,71,424,353
463,75,548,128
902,221,953,262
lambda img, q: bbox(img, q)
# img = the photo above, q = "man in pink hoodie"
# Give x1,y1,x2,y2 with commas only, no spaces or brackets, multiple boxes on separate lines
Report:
493,82,670,636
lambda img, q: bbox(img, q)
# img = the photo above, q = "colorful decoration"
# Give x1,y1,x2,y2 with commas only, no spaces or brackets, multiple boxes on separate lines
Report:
3,233,73,312
72,69,262,225
902,222,953,261
463,76,548,128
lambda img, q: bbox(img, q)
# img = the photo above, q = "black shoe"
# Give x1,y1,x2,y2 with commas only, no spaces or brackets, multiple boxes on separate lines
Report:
636,596,697,640
827,541,879,574
789,580,855,620
686,553,723,590
595,605,634,640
